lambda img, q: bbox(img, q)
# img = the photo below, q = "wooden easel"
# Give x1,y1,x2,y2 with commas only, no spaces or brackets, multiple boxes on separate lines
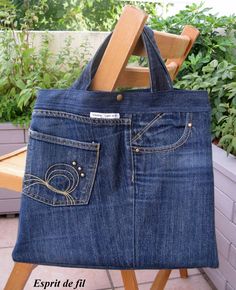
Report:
1,5,199,290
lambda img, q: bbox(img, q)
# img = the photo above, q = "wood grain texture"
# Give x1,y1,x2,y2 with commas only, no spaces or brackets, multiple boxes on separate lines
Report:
4,263,37,290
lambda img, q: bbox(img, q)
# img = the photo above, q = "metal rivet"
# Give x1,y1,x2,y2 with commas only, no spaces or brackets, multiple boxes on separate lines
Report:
80,172,85,177
78,166,82,171
188,122,192,127
116,94,123,101
72,161,77,166
135,148,140,153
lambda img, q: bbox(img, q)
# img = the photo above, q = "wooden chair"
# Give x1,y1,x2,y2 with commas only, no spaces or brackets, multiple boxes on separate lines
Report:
1,5,199,290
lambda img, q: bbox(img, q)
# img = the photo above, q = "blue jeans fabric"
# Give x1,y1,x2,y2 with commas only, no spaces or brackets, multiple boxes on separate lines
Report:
12,26,219,269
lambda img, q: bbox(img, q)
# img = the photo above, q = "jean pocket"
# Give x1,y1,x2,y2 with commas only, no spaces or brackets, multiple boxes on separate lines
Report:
131,112,193,153
22,129,100,206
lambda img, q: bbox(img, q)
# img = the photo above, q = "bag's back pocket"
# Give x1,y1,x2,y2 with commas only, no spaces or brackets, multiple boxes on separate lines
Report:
23,129,100,206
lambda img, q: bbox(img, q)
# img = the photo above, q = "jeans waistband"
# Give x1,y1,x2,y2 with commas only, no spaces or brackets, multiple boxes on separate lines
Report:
34,88,211,114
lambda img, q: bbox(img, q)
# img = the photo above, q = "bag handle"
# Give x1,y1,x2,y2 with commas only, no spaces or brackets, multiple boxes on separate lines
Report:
70,25,173,92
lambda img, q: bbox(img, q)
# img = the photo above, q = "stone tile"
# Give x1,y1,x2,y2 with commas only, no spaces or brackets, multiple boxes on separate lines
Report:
26,266,112,290
0,247,112,290
0,216,18,248
203,267,226,290
109,269,157,287
115,275,212,290
169,268,200,279
136,269,158,283
164,275,213,290
109,268,200,287
0,247,15,290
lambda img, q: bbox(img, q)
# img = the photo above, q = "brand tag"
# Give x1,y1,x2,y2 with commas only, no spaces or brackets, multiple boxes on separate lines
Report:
90,112,120,119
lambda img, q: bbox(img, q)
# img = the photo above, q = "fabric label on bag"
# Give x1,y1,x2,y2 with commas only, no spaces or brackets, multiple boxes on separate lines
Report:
90,112,120,119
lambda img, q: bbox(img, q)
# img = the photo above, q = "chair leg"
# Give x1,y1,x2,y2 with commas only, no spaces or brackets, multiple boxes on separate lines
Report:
150,269,171,290
179,268,188,278
4,262,36,290
121,270,138,290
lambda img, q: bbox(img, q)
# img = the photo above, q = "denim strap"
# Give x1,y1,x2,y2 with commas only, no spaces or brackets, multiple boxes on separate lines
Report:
70,25,173,92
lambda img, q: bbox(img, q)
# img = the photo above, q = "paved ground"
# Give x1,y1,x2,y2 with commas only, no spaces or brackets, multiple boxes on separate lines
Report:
0,216,214,290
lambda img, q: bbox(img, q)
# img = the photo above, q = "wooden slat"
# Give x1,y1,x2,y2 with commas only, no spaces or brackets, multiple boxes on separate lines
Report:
151,269,171,290
166,25,199,79
117,62,177,87
90,5,148,91
133,31,190,59
0,146,27,161
3,154,26,166
121,270,138,290
0,148,26,191
0,172,24,192
117,25,199,88
4,263,37,290
180,268,188,278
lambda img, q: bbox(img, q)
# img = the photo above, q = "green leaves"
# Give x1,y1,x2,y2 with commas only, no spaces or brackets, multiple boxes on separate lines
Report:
0,30,88,128
174,59,236,156
218,108,236,155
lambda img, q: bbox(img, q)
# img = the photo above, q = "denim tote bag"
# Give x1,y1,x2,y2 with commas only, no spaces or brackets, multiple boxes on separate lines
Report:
12,25,219,269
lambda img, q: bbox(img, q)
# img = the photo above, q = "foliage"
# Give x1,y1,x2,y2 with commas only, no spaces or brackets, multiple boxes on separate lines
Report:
0,8,90,127
218,107,236,155
175,59,236,155
149,2,236,156
149,2,236,68
4,0,158,31
0,1,236,156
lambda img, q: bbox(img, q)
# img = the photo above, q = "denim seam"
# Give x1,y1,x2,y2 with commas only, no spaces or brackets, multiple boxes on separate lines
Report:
132,112,193,153
143,28,173,90
22,191,89,206
33,109,131,125
129,116,136,268
81,144,100,202
23,163,81,206
130,118,135,184
131,112,165,143
29,129,100,151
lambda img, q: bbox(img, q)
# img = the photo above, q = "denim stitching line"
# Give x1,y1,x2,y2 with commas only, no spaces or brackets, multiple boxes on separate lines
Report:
23,148,100,206
33,109,131,125
29,129,99,151
81,144,100,203
131,112,165,143
130,118,135,184
22,191,88,206
132,112,193,153
143,27,173,89
24,163,81,205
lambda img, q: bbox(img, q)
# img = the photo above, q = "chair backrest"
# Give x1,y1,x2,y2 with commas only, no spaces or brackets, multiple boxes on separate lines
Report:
90,5,199,91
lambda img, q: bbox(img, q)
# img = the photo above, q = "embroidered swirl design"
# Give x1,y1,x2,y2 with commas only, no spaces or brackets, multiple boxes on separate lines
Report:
23,163,82,205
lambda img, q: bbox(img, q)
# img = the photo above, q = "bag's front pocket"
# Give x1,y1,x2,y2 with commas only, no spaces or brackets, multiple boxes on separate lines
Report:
23,129,100,206
131,112,193,153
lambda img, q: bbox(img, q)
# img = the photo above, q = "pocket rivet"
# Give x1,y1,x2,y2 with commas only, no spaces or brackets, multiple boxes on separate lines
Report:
188,122,192,127
80,172,85,177
72,161,77,166
78,166,82,171
135,148,140,153
116,94,123,101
